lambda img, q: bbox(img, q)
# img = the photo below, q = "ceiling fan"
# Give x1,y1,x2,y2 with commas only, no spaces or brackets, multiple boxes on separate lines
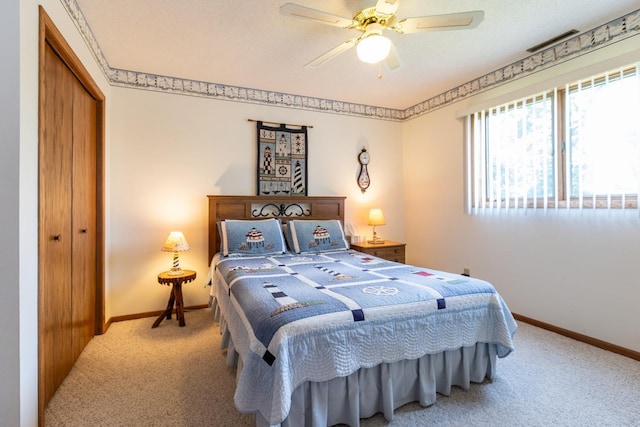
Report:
280,0,484,69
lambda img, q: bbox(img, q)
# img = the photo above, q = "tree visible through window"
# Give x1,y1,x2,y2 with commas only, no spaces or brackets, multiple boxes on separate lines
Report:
486,95,555,203
468,64,640,211
567,72,640,199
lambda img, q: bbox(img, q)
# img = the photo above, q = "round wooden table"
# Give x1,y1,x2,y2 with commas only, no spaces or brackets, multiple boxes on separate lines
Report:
152,270,196,328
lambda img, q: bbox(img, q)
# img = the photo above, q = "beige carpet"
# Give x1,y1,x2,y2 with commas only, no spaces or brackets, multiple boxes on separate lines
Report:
45,308,640,426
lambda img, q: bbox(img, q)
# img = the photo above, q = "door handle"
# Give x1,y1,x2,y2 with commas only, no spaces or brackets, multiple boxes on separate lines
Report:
52,234,61,241
81,229,88,234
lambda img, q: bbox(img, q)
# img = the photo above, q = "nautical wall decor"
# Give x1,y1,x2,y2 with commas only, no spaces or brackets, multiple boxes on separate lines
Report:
357,147,370,193
256,121,308,196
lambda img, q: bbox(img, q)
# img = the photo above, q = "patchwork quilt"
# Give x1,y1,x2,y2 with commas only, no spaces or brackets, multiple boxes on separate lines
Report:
213,250,517,424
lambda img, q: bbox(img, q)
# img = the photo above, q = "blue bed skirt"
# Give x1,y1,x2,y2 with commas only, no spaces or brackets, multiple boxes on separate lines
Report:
212,300,497,427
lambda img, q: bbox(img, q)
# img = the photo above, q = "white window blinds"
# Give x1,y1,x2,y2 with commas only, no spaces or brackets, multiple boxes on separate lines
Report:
466,63,640,214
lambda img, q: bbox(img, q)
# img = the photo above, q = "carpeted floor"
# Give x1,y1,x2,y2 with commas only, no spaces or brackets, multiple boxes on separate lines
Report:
45,308,640,426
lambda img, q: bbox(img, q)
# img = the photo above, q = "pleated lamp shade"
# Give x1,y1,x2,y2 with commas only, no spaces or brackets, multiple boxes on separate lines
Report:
161,231,190,275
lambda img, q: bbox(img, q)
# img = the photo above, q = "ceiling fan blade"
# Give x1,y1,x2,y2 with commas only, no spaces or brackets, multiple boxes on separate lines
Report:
280,3,356,29
394,10,484,34
304,38,358,68
375,0,400,17
385,41,402,70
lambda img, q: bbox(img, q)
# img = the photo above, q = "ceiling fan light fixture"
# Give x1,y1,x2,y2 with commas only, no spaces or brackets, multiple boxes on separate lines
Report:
357,34,391,64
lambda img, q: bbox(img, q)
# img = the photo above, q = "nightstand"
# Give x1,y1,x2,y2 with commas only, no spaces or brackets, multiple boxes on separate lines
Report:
350,240,406,263
152,270,197,328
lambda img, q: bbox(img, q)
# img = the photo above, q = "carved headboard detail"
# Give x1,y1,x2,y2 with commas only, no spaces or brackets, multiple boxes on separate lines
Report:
207,195,346,263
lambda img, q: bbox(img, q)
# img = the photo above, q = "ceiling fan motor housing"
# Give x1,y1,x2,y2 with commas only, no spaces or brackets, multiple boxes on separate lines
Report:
352,6,397,31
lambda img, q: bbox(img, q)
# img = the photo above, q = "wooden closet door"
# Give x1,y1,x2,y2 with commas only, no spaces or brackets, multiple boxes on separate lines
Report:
39,9,105,423
71,76,97,361
40,43,74,403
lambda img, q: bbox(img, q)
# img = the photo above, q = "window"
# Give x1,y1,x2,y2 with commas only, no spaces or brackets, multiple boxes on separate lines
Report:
467,64,640,212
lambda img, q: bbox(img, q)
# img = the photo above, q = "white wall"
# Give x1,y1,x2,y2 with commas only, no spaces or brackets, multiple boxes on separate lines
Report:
1,0,21,425
403,37,640,353
108,87,404,317
14,1,112,425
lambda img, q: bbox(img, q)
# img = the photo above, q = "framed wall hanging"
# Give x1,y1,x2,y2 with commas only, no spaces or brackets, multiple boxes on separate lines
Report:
256,121,308,196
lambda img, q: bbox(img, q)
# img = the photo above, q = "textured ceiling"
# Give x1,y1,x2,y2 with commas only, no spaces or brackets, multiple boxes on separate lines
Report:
75,0,640,110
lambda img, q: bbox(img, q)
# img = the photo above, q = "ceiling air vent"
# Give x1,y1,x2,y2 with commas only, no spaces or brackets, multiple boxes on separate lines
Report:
526,29,579,53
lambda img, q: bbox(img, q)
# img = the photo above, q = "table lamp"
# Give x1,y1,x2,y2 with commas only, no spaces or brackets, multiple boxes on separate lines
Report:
367,208,386,244
161,231,190,275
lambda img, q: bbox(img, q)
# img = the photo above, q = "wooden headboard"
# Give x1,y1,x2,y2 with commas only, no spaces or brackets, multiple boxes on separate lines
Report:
207,195,346,263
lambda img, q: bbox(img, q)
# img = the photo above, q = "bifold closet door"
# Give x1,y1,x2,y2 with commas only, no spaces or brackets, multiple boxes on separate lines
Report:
40,42,74,403
39,41,97,407
70,74,97,362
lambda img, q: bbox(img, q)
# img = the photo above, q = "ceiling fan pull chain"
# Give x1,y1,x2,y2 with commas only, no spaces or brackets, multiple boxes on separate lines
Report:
378,63,383,80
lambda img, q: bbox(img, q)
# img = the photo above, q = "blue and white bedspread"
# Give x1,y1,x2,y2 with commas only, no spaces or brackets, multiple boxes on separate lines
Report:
212,250,517,425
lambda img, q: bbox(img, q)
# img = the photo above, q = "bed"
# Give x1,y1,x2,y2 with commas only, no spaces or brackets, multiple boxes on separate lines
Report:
207,195,517,427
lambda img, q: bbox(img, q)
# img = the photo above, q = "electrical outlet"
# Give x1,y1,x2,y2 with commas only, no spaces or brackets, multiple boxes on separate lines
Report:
462,268,470,277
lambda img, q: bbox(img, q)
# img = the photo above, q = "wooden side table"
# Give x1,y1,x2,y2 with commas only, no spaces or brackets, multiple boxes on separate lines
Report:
152,270,196,328
350,240,406,263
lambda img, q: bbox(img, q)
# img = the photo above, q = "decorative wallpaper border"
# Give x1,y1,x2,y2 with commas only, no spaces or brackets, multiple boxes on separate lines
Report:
406,9,640,119
108,68,406,121
62,0,639,122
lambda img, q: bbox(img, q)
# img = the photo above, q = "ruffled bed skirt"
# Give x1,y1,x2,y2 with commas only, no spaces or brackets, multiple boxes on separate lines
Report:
211,301,498,427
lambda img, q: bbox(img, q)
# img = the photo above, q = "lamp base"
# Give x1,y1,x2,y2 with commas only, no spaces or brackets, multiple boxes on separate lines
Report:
167,268,184,276
367,239,385,244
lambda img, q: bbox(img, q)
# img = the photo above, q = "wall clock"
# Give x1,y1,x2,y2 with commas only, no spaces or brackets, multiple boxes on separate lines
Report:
357,148,370,193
